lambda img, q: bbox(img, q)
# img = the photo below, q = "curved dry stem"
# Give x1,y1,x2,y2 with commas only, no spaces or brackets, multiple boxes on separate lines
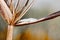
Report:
15,11,60,26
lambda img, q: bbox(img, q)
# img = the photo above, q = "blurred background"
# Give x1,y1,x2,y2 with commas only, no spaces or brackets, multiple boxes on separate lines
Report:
0,0,60,40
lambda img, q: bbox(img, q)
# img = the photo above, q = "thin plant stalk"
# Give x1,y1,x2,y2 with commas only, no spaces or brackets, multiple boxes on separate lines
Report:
6,25,14,40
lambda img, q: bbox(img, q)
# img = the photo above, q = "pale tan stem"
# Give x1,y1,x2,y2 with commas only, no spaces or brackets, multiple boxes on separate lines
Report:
6,25,14,40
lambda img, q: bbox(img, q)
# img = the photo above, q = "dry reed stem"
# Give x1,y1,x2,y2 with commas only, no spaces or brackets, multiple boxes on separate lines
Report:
6,25,14,40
